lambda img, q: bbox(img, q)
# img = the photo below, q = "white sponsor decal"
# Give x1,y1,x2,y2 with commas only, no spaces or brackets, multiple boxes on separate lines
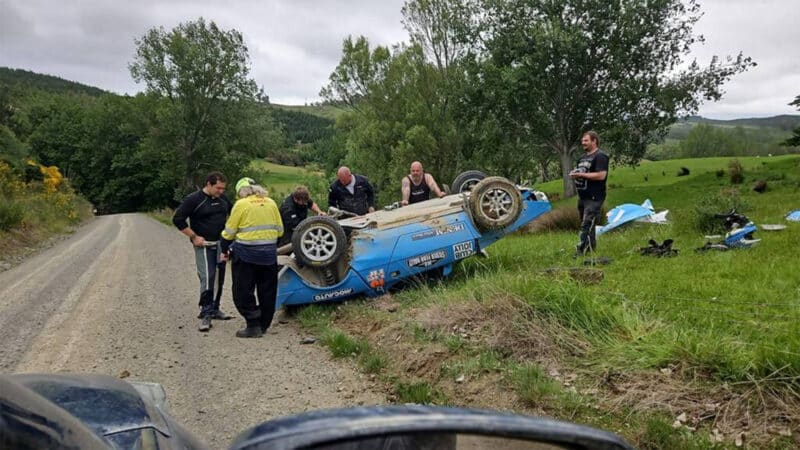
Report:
407,250,447,268
411,223,466,240
313,288,354,302
453,241,475,259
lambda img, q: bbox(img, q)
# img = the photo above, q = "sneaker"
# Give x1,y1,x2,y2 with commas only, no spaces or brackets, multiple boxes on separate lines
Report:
211,310,233,320
198,316,212,332
235,327,263,338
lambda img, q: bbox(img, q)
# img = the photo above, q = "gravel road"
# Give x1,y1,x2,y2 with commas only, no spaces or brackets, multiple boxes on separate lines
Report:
0,213,385,448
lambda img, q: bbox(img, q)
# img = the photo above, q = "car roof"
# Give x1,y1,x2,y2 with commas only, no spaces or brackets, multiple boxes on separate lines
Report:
338,194,468,230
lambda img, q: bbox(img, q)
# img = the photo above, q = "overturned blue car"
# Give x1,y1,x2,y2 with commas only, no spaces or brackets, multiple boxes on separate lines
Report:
277,173,551,308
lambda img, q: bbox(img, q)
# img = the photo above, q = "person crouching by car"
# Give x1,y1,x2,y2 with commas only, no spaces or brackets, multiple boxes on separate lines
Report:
278,185,326,247
220,177,283,338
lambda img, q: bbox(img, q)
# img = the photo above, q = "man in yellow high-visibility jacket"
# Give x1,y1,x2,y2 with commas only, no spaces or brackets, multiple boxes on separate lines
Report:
220,177,283,338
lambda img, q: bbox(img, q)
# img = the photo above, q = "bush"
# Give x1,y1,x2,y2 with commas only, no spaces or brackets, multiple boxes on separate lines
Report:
0,201,25,231
691,190,750,234
523,206,583,233
728,159,744,184
715,169,725,178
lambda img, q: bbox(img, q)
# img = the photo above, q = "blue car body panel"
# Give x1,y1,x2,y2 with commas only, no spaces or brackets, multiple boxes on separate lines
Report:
277,188,550,307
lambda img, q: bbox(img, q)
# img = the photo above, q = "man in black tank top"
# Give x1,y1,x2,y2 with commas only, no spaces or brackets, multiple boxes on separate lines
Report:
401,161,446,205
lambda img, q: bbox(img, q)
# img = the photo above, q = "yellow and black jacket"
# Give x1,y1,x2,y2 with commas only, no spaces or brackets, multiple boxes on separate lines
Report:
221,195,283,264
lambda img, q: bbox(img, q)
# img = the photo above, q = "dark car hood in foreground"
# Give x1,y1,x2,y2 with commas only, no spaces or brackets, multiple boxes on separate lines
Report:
1,373,206,449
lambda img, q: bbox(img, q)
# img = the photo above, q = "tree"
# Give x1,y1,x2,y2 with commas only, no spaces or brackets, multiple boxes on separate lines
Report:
401,0,472,75
464,0,754,196
319,36,391,114
784,95,800,147
322,37,479,205
129,18,275,194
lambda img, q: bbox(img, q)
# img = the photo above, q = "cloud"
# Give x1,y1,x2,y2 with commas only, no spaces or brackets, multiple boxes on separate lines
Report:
691,0,800,118
0,0,796,117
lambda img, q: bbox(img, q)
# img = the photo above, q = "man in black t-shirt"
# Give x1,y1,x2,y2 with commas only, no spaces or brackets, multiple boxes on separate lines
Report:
173,172,233,332
570,131,609,255
400,161,446,206
278,185,326,247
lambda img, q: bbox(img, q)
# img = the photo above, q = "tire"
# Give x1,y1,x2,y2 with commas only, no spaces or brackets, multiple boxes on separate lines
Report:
292,216,347,268
468,176,522,231
451,170,487,194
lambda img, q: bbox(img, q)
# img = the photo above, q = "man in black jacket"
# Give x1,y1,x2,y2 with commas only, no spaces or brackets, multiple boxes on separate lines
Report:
278,186,326,247
328,166,375,216
172,172,233,332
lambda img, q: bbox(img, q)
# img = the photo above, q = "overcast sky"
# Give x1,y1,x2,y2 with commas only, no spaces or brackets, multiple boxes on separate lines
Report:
1,0,797,119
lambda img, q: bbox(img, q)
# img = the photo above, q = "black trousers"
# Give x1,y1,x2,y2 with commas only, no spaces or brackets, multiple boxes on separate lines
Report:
231,258,278,331
577,197,604,254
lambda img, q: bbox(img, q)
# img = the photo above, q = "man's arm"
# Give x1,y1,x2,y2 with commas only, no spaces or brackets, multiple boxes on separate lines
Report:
328,185,337,210
575,171,607,181
309,199,325,215
401,177,411,206
172,193,205,246
364,179,375,213
581,153,609,181
426,174,446,198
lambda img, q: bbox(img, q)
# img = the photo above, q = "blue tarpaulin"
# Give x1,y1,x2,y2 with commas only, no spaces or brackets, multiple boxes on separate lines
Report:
596,199,669,236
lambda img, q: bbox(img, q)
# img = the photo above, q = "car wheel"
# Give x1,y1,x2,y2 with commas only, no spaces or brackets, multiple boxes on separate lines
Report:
451,170,487,194
292,216,347,268
468,176,522,231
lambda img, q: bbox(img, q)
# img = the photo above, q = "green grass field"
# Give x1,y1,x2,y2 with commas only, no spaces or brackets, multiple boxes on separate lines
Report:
294,154,800,448
248,159,327,201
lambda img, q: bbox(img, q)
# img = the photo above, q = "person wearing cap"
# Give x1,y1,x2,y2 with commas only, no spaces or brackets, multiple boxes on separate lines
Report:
328,166,375,216
220,177,284,338
172,171,233,332
278,185,326,247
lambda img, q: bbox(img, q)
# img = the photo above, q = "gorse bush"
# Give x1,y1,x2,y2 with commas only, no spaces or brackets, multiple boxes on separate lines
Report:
524,207,583,233
0,161,25,197
0,201,25,231
728,159,744,184
690,189,750,235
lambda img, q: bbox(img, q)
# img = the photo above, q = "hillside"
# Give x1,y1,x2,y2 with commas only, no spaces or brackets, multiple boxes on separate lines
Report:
684,114,800,131
271,103,349,121
298,155,800,449
665,114,800,141
0,67,108,97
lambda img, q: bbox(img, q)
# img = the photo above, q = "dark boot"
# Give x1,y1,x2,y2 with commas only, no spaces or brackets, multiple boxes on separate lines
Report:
235,327,263,338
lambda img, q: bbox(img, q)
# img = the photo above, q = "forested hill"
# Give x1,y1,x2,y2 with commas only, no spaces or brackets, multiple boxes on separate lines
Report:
683,114,800,131
0,67,108,97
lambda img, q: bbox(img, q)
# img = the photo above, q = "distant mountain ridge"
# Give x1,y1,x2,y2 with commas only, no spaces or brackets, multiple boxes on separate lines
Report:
3,66,797,129
683,114,800,131
0,67,108,97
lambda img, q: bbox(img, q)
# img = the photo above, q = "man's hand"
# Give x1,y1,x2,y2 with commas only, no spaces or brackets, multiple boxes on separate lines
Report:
191,234,207,247
401,200,409,206
368,207,375,213
219,251,230,262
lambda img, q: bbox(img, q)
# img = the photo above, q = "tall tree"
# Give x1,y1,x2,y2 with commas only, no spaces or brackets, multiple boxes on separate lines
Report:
402,0,472,75
129,18,273,194
319,36,391,114
322,38,478,205
465,0,754,196
784,95,800,147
